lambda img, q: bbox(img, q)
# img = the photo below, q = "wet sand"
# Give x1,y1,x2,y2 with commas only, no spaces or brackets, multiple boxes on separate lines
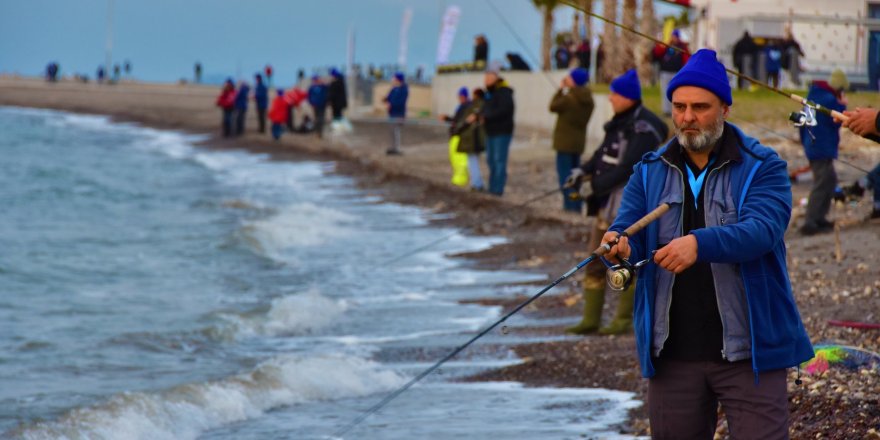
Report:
2,76,879,438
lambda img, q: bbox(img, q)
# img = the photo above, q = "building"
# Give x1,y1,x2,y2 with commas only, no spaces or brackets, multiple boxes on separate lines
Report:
687,0,880,89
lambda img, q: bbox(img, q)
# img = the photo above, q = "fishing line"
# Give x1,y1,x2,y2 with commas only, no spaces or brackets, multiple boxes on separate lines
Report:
485,0,560,89
556,0,850,123
331,203,671,438
382,186,561,266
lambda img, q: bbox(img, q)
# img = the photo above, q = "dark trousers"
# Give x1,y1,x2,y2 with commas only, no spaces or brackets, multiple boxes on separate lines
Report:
331,105,344,120
649,358,790,440
234,108,246,135
556,152,582,212
256,107,267,133
314,105,326,138
805,158,836,227
486,134,512,196
271,123,283,140
868,162,880,208
222,109,233,137
286,105,294,132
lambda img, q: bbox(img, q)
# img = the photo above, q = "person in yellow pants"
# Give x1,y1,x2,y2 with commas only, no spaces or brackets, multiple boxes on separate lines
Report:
440,87,472,187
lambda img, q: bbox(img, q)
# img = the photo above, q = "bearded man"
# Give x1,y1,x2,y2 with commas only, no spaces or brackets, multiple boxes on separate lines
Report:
600,49,813,440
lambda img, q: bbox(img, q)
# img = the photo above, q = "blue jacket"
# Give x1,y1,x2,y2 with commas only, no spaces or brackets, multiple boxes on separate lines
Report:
800,82,845,161
234,84,250,110
765,46,782,74
385,84,409,118
609,123,813,378
254,82,268,110
308,84,328,108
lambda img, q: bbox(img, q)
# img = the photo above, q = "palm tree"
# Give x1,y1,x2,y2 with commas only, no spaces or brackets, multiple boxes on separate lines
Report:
638,0,657,85
531,0,560,71
621,0,637,71
600,0,619,82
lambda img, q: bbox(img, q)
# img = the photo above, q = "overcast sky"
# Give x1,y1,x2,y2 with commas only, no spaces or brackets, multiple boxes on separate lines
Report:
0,0,681,84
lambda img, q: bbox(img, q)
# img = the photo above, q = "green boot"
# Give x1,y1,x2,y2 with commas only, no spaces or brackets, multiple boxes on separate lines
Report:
599,284,635,335
565,285,605,335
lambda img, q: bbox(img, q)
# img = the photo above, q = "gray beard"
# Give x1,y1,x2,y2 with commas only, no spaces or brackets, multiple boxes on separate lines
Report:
675,115,725,153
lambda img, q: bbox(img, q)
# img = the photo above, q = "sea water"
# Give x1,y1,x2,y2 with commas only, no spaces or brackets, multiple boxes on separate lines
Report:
0,107,640,439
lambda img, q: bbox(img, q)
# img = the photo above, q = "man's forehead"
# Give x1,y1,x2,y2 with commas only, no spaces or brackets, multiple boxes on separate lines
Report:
671,87,723,105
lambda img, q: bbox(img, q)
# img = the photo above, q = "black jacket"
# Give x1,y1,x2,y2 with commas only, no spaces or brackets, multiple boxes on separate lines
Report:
481,80,515,136
328,78,347,112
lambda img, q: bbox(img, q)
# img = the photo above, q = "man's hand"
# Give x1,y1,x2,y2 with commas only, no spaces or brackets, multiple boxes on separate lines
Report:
600,231,629,264
653,234,698,274
841,107,879,137
465,114,477,124
564,168,585,188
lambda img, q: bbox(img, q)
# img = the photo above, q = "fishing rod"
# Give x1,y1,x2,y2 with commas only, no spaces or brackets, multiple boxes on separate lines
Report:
730,116,873,174
485,0,561,90
382,186,561,266
556,0,850,124
330,202,670,438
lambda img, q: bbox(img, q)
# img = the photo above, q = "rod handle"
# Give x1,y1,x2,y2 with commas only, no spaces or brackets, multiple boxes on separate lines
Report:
592,203,670,257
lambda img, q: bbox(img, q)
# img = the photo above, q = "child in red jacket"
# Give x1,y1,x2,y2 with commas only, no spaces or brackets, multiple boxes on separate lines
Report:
268,89,289,140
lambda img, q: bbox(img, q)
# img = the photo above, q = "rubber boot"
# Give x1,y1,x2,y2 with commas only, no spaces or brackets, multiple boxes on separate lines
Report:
599,284,635,335
565,284,605,335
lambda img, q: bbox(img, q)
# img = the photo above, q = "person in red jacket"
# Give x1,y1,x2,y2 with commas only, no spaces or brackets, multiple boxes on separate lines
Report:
215,78,236,137
268,88,289,140
283,86,307,132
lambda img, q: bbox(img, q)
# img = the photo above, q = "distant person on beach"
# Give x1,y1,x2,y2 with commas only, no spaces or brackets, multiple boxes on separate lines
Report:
194,62,203,83
327,68,348,121
307,76,328,138
781,30,805,87
839,107,880,220
732,31,757,90
564,69,667,335
799,69,848,236
254,74,269,133
549,67,594,212
268,89,289,141
46,62,59,82
233,81,250,136
453,88,487,192
474,34,489,70
215,79,236,137
474,68,514,195
764,40,783,89
97,66,106,84
124,60,131,78
384,72,409,155
652,29,689,116
284,86,306,132
602,50,812,439
439,87,472,187
113,64,121,83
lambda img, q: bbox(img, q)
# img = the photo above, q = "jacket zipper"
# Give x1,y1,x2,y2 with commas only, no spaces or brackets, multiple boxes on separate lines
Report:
705,160,732,359
657,156,684,355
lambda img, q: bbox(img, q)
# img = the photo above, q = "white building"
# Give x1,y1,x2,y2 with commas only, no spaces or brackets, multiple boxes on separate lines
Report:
687,0,880,88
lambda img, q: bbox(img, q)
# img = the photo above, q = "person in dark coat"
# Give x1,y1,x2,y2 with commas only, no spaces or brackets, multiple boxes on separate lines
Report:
799,69,848,235
506,52,531,71
564,68,667,335
215,78,236,137
840,107,880,219
781,30,806,87
384,72,409,155
327,68,348,121
440,87,472,187
253,74,269,133
453,89,487,191
233,81,250,136
732,31,758,90
307,76,328,138
472,69,514,195
652,29,690,115
473,34,489,68
549,67,594,212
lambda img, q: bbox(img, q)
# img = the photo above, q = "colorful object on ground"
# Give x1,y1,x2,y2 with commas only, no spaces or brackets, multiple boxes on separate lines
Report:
801,344,880,375
448,135,469,187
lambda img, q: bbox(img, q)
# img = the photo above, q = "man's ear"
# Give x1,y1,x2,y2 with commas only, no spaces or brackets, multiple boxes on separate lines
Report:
721,104,730,119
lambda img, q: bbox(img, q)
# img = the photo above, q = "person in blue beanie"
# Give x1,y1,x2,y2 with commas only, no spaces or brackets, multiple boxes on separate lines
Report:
308,75,328,138
549,67,594,212
799,69,847,235
564,68,667,336
253,74,268,133
233,80,250,136
327,68,348,121
599,49,813,439
384,72,409,155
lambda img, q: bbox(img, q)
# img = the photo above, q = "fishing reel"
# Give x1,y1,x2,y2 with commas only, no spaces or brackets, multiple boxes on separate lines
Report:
789,104,817,127
601,254,654,291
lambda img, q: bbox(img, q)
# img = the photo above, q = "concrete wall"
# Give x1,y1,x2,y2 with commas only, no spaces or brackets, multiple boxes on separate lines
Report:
431,71,613,146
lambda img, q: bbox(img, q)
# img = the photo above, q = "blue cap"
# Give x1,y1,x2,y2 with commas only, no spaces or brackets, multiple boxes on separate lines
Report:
610,69,641,101
666,49,732,105
458,86,469,98
394,72,405,82
569,68,588,86
277,89,284,96
330,68,342,78
672,29,681,39
311,75,320,81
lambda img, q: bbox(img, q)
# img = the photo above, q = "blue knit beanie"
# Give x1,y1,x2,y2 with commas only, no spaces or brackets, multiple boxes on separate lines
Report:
666,49,732,105
277,88,284,96
458,86,469,98
569,68,588,86
610,69,641,101
394,72,405,82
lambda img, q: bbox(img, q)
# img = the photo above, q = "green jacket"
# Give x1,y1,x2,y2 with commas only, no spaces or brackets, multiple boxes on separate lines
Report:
453,97,487,154
549,86,594,154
